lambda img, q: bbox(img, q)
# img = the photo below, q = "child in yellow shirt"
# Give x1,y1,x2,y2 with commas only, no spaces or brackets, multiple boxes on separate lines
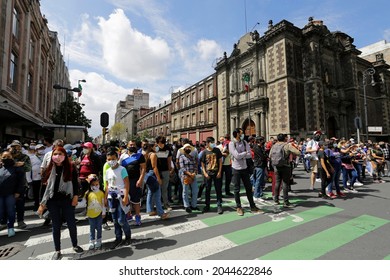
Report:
85,174,106,250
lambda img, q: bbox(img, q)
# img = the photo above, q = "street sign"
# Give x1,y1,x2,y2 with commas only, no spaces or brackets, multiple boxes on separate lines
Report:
100,112,109,127
354,117,362,129
368,126,382,133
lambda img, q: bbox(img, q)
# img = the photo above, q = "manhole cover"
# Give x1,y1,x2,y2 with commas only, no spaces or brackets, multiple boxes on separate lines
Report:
0,243,25,260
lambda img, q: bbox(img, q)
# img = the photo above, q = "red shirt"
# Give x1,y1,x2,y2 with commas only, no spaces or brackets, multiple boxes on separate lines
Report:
79,155,94,179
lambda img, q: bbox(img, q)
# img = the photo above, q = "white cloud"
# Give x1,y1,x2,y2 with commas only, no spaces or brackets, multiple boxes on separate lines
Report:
97,9,172,82
69,69,130,137
384,29,390,41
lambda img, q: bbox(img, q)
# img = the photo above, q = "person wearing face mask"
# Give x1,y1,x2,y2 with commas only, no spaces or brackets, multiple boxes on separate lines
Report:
179,143,199,213
121,140,146,226
306,131,322,190
0,151,25,237
104,148,131,250
25,144,44,211
8,140,31,229
78,142,103,198
85,174,106,250
229,128,263,216
154,136,173,211
37,146,83,260
200,137,223,214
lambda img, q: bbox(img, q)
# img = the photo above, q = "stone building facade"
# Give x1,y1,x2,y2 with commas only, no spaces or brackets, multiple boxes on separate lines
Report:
215,18,390,141
0,0,70,144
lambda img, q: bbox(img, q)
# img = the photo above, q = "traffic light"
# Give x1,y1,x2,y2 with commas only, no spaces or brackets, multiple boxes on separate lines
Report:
100,112,109,128
102,127,109,135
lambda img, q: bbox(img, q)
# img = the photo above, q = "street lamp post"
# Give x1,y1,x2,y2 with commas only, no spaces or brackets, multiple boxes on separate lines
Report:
53,84,81,141
362,68,375,142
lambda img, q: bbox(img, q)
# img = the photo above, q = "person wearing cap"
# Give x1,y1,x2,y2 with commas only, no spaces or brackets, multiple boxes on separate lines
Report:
77,142,103,198
25,144,44,211
7,140,31,229
306,131,322,190
178,143,199,213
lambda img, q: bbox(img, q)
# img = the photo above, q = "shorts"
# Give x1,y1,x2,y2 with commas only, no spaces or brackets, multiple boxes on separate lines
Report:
310,159,318,173
129,177,142,204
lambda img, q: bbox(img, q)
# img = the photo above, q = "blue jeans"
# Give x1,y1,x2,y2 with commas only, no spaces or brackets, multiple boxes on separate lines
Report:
111,201,131,241
0,194,16,229
341,167,357,188
47,199,78,251
253,167,265,198
181,176,199,208
88,214,103,242
146,183,164,216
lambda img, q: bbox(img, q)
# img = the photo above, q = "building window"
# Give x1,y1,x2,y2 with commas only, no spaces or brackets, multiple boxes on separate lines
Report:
181,116,185,127
174,101,177,111
187,95,190,106
200,110,204,121
186,115,190,127
200,88,204,100
192,113,196,126
208,84,213,97
27,73,33,104
174,118,177,130
192,92,196,104
10,52,18,91
12,8,20,40
208,108,213,123
181,97,185,107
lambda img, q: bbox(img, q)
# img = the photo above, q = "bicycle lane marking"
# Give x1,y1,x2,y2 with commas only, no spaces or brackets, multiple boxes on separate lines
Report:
140,206,342,260
259,214,389,260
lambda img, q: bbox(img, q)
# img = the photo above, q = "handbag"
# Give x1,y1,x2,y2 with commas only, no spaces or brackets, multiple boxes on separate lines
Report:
183,174,194,185
304,153,312,160
144,170,159,193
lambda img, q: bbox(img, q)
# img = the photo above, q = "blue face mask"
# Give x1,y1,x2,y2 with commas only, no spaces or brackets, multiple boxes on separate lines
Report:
209,143,216,149
240,134,245,141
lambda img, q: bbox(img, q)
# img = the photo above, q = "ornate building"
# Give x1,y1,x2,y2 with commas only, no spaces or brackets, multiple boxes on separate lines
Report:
0,0,71,144
215,18,390,141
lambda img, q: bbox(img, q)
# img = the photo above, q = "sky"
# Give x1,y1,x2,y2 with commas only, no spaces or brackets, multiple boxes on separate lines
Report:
39,0,390,138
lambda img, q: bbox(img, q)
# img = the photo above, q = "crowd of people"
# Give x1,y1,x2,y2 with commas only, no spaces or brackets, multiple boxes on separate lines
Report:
1,130,389,260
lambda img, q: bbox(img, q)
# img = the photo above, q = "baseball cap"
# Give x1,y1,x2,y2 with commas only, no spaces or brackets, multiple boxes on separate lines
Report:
82,142,93,149
35,144,45,150
313,130,322,135
10,140,22,147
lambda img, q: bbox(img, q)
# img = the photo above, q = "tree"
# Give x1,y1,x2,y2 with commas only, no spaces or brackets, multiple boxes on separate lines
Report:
110,122,126,140
50,95,92,138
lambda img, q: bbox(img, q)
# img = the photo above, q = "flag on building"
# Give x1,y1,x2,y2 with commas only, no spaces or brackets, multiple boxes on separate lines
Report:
78,83,83,97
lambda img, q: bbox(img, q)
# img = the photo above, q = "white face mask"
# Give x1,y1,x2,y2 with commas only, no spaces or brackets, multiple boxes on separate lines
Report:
155,146,160,152
108,160,118,167
91,185,100,192
83,148,89,154
240,134,245,140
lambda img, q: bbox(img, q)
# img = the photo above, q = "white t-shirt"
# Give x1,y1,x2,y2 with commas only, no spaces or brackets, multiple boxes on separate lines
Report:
306,140,319,161
105,165,128,196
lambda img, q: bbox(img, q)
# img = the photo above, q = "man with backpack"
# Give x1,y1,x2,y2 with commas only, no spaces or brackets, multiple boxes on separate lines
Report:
269,133,300,208
228,128,263,216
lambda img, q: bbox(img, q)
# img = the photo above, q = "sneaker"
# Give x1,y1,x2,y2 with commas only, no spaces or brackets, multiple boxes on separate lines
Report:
348,188,358,193
283,202,295,208
354,181,363,187
73,245,84,253
319,193,332,199
236,207,244,216
0,224,7,231
43,218,51,227
103,222,111,231
110,239,122,250
327,192,337,199
346,181,350,186
52,251,62,260
88,241,95,250
185,207,192,213
126,212,133,222
148,211,158,216
373,180,380,183
160,213,169,220
95,240,102,250
17,221,27,229
135,215,141,226
309,186,314,191
225,192,234,197
202,206,210,213
337,191,346,198
254,197,265,202
7,228,15,237
251,206,264,214
123,236,131,246
217,206,224,215
274,200,280,205
316,178,321,182
342,187,350,193
190,206,200,211
164,204,173,211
